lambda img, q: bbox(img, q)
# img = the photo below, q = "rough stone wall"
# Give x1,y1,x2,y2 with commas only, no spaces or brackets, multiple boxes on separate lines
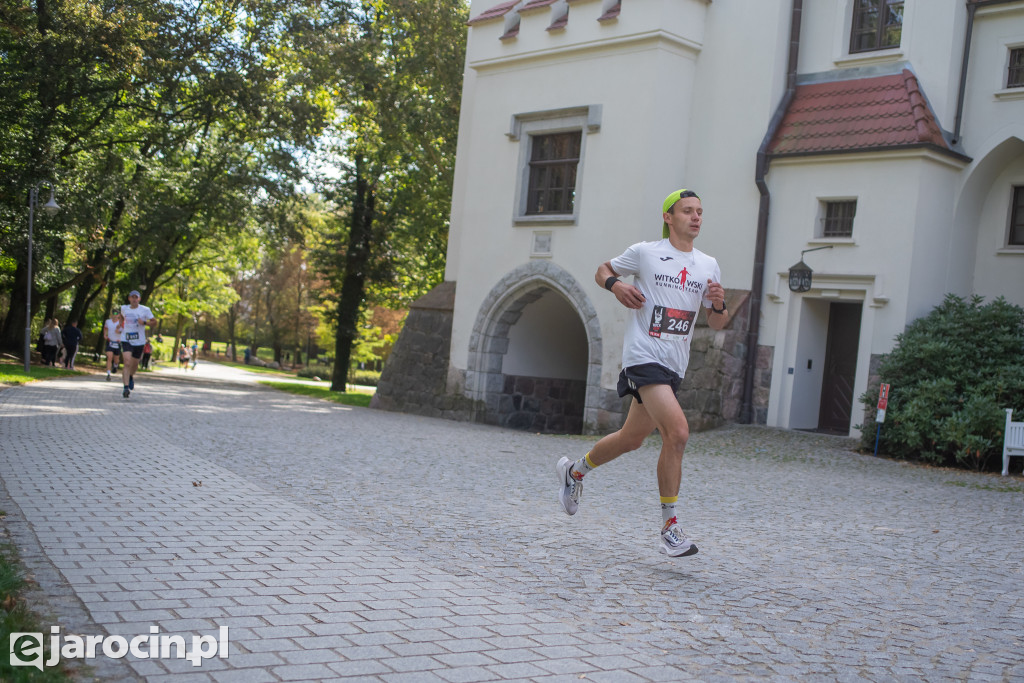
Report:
370,282,479,421
374,282,773,433
496,375,587,434
677,290,771,430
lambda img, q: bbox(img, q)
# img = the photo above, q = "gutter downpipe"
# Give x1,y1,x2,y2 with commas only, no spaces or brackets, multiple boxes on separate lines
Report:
740,0,802,424
952,1,976,145
954,0,1018,144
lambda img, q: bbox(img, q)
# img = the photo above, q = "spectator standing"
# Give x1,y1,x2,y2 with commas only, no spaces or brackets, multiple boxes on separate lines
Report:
61,320,83,370
41,318,63,366
141,340,153,370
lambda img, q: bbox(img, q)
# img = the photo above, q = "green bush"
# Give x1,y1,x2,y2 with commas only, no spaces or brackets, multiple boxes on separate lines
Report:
349,369,381,387
297,364,332,379
860,295,1024,471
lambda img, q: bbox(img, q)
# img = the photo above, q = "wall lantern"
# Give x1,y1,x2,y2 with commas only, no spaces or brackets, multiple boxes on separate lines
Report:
787,245,833,293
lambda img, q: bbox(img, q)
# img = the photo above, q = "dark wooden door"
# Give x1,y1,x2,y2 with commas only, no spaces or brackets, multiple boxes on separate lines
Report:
818,302,862,434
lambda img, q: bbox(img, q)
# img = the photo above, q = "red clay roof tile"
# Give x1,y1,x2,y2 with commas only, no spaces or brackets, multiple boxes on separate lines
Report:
468,0,520,25
520,0,558,11
598,1,621,22
769,69,951,157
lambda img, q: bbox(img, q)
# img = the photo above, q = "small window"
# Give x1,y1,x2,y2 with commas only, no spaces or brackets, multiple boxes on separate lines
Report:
821,200,857,238
850,0,903,54
1010,186,1024,246
1008,48,1024,89
526,132,581,215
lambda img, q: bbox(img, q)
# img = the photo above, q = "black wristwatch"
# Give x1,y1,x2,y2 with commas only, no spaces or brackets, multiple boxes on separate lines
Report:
711,302,727,314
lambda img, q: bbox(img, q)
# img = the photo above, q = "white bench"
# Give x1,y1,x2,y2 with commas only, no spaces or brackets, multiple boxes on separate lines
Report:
1003,409,1024,476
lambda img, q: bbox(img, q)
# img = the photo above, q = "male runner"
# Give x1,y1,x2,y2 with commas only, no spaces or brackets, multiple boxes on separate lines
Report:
556,189,730,557
103,308,123,380
118,290,157,398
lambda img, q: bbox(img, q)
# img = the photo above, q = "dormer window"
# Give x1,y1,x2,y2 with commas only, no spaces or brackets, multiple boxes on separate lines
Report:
850,0,903,54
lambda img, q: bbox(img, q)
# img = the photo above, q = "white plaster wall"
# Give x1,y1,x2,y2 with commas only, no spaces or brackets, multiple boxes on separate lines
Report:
447,0,714,389
502,289,588,379
961,3,1024,139
686,0,790,295
760,155,928,349
797,0,965,124
974,158,1024,304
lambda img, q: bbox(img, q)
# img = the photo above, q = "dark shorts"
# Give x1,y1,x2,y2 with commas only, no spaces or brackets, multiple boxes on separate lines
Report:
617,363,682,404
106,341,122,353
124,343,145,359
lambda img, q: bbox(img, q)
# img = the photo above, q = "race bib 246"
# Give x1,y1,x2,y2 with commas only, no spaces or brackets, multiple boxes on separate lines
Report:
648,306,696,338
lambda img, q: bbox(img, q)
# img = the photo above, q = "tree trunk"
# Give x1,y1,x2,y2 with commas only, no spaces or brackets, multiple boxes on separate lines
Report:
330,156,376,392
227,300,238,362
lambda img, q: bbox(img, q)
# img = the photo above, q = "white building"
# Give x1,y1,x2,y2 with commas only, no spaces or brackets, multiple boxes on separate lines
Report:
374,0,1024,438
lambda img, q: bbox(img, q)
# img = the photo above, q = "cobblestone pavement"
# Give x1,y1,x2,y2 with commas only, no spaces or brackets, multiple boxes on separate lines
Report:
1,369,1023,682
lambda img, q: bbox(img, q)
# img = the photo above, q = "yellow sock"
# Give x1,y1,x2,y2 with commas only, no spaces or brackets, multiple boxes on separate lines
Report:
569,452,598,480
661,495,678,525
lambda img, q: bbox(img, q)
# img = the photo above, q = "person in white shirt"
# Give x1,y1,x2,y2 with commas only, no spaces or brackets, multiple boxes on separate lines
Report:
103,308,123,381
117,290,157,398
556,189,731,558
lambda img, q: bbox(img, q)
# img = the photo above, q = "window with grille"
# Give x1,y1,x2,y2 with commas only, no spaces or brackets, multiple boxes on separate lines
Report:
821,200,857,238
1010,186,1024,246
1008,48,1024,88
850,0,903,54
525,132,581,215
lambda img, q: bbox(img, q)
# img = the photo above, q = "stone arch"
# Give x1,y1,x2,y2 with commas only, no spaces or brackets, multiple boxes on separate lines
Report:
465,260,604,433
953,133,1024,305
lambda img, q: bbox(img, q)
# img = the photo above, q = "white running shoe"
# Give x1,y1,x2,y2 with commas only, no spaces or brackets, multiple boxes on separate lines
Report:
660,518,698,557
556,456,582,516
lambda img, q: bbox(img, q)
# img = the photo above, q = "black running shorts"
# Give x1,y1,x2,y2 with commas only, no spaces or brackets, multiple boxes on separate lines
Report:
123,343,145,359
616,363,682,404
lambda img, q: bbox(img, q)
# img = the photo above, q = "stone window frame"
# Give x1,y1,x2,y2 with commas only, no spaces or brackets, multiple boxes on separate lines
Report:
507,105,601,226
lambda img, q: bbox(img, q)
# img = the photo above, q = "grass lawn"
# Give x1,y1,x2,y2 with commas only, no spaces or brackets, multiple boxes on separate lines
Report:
1,517,71,681
259,381,373,408
0,361,86,386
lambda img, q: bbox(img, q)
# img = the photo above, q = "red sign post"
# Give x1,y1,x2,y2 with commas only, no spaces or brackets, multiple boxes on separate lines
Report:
874,384,891,456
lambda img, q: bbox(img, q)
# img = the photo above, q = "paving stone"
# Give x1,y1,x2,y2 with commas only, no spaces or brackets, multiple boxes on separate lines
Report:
2,369,1022,682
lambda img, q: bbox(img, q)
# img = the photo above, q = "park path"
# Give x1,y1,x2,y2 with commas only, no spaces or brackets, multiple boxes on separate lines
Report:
1,367,1022,681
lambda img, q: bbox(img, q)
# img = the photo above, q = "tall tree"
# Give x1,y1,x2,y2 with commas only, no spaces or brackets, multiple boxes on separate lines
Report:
305,0,467,391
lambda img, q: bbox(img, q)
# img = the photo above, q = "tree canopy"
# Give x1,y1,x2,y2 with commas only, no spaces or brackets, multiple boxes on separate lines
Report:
0,0,468,374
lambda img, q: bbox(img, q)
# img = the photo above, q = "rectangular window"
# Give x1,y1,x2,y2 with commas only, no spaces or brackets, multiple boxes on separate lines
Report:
822,200,857,238
1008,48,1024,88
850,0,903,54
525,131,581,215
1010,186,1024,246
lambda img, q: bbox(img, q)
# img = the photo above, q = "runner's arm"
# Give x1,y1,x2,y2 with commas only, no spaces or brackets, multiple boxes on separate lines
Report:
596,261,646,310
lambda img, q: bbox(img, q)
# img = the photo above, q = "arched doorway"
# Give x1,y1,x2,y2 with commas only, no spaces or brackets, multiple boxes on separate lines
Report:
466,261,603,434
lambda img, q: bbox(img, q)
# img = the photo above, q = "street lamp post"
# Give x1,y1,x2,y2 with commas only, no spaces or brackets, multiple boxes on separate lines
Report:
297,261,306,368
24,183,60,373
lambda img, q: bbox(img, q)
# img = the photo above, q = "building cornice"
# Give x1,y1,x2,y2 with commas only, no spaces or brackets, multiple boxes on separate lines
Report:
468,29,702,71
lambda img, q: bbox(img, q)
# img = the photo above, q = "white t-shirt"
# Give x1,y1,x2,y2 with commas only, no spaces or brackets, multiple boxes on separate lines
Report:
610,239,722,378
104,318,122,343
119,304,153,346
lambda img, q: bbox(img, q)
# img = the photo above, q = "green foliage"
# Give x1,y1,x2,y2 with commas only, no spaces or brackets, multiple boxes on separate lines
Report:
861,295,1024,471
1,539,72,681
